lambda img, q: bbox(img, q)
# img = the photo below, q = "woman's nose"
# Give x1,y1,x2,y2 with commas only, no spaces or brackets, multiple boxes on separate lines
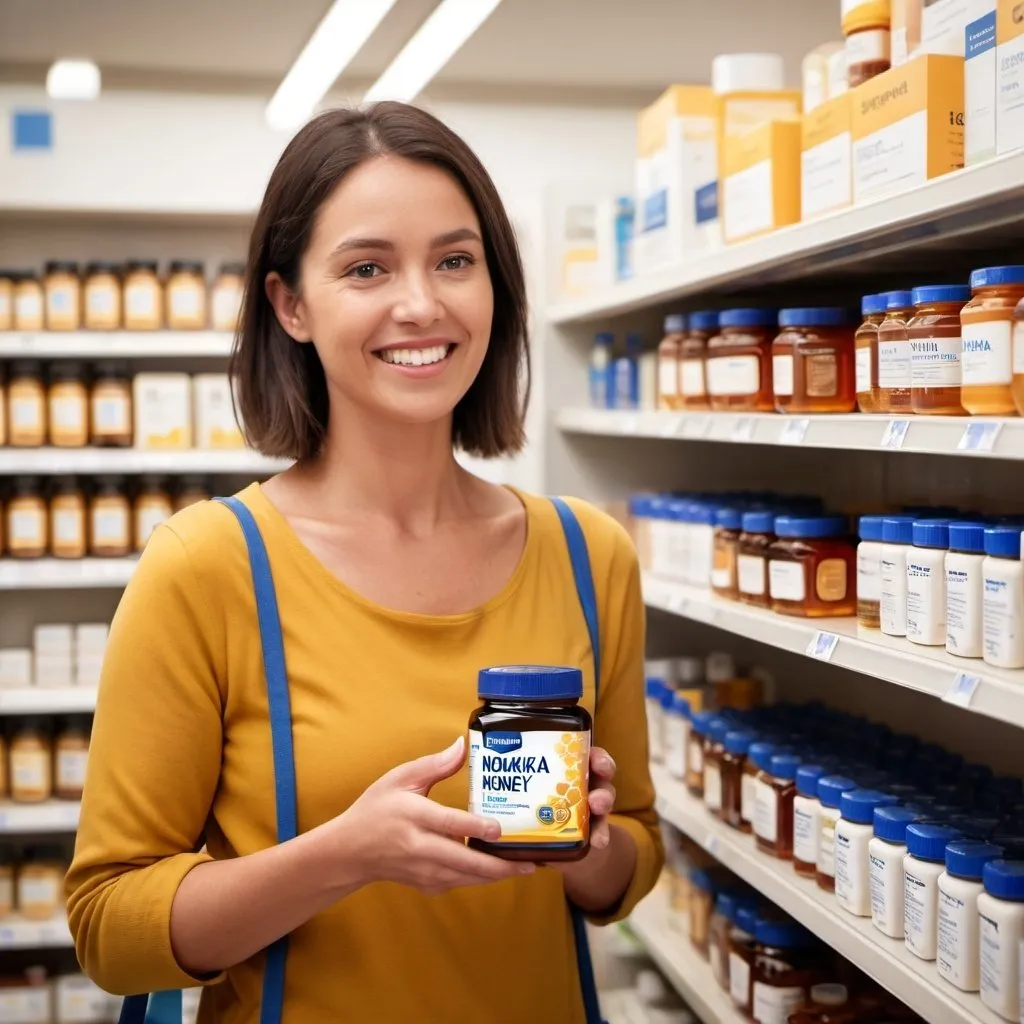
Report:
391,271,442,326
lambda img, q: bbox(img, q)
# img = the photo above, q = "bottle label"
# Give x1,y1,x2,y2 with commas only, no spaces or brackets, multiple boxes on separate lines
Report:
772,354,793,397
982,569,1024,666
816,558,848,602
805,352,839,398
769,560,805,602
818,809,840,877
855,346,872,394
19,876,58,908
878,339,912,388
737,554,766,596
664,715,687,779
680,360,705,397
880,551,908,634
94,395,130,434
468,727,590,844
658,356,678,400
846,27,891,65
688,738,704,776
93,507,129,547
212,287,241,331
1013,319,1024,375
753,777,778,843
857,549,882,602
752,982,805,1024
646,701,663,762
962,320,1012,386
706,355,759,397
741,772,757,824
87,286,116,317
729,952,750,1007
979,911,1005,1007
909,337,961,387
906,557,944,642
57,748,89,790
125,283,158,319
51,394,86,432
9,510,44,547
170,287,202,320
11,396,43,431
15,292,42,321
11,750,48,794
904,867,937,958
53,508,84,546
793,801,820,864
704,762,722,811
936,885,974,987
135,506,169,549
834,828,866,910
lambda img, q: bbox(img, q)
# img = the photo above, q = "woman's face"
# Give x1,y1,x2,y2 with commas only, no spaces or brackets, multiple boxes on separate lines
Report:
273,155,494,432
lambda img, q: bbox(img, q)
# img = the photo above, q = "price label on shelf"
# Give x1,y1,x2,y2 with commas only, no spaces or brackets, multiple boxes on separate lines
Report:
780,418,809,445
620,415,638,435
704,833,720,856
667,592,689,615
682,416,711,440
659,414,681,438
880,419,910,450
957,421,1002,453
732,417,756,442
943,671,982,708
805,631,839,661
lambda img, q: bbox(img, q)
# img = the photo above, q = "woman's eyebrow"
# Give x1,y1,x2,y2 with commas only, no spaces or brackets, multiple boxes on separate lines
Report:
331,227,483,258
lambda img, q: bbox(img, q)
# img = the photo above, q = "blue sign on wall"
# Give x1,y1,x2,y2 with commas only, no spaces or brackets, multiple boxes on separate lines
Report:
12,110,53,151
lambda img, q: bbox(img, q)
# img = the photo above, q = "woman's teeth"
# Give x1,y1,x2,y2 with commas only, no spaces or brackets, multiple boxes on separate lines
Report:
377,345,450,366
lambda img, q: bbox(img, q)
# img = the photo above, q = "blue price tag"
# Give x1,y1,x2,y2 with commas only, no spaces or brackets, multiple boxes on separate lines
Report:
881,419,910,449
957,422,1001,452
944,671,981,707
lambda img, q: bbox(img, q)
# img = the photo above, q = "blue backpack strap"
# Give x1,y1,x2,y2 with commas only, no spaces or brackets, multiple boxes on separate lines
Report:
118,990,181,1024
550,497,605,1024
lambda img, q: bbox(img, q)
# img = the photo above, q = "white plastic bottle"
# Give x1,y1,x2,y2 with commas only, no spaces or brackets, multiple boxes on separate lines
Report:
645,678,668,762
869,805,921,939
903,823,963,961
906,520,949,646
664,499,689,582
588,331,614,409
880,516,916,636
663,692,691,780
835,789,898,917
856,514,885,627
689,502,715,588
978,859,1024,1021
937,840,1004,992
816,775,858,891
793,764,826,877
946,520,987,658
982,526,1024,669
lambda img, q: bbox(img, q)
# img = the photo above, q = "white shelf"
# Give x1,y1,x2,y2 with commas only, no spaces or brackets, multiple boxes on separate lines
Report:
0,558,136,589
642,573,1024,729
0,687,97,714
651,765,1004,1024
0,448,287,474
628,887,743,1024
556,408,1023,461
0,800,80,833
0,331,233,358
547,152,1024,324
0,914,73,950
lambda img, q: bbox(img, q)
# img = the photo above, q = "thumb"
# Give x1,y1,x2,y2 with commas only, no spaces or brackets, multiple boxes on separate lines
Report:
386,736,466,794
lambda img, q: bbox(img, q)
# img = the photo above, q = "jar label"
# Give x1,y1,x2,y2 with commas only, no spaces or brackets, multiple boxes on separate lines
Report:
94,395,131,434
658,356,678,399
706,355,759,397
962,320,1012,386
19,875,59,908
87,286,116,317
815,558,848,602
11,750,48,794
904,867,938,958
663,715,687,779
11,396,43,431
0,989,50,1019
741,772,757,824
136,506,170,548
804,352,839,398
729,952,750,1007
834,827,867,910
704,762,722,811
9,509,44,547
936,885,974,987
467,727,590,844
906,557,944,643
752,777,778,843
688,737,704,776
213,287,242,331
946,559,982,657
880,552,908,634
15,293,42,320
1014,320,1024,375
53,508,85,546
769,560,805,602
711,544,735,590
855,346,872,394
857,549,882,602
772,354,794,397
47,284,76,315
125,283,158,319
869,850,900,934
910,337,961,387
680,360,705,397
57,748,89,790
93,507,130,547
737,554,766,596
752,982,805,1024
170,287,202,320
51,394,87,432
793,801,820,864
979,911,1008,1010
878,339,912,388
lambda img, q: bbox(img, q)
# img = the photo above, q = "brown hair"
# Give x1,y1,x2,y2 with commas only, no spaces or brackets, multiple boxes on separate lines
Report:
232,102,529,461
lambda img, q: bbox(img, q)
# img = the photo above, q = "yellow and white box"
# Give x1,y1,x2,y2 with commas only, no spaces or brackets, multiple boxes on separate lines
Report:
634,85,719,274
852,54,964,203
921,0,977,54
133,372,193,450
966,1,998,164
193,373,244,449
722,121,801,244
996,0,1024,154
802,93,854,218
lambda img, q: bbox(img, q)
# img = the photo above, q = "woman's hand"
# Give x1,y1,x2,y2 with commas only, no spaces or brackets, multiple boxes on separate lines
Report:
583,746,617,850
329,736,535,896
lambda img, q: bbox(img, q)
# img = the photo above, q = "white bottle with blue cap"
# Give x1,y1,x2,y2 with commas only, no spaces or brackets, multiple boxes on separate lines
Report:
834,789,898,917
588,331,614,409
982,525,1024,669
903,823,963,960
906,519,950,646
946,520,987,657
978,859,1024,1021
880,516,916,636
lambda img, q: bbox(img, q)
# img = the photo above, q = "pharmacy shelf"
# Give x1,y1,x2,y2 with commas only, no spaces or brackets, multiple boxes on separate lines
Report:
556,407,1022,461
0,448,288,474
0,687,97,714
628,887,743,1024
0,558,136,590
0,915,73,950
642,574,1024,729
650,764,1004,1024
547,152,1024,325
0,331,233,358
0,800,80,833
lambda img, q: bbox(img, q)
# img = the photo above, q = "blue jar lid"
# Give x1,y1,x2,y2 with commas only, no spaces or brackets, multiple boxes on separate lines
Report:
774,515,847,539
912,520,950,549
984,526,1023,558
882,516,916,544
819,775,858,809
983,859,1024,900
724,729,755,755
945,840,1004,879
690,867,716,892
664,314,687,333
777,307,850,328
771,753,801,781
720,308,777,329
689,310,720,331
749,741,777,772
948,521,987,554
859,515,886,542
755,917,814,948
708,717,732,743
478,665,583,700
690,710,717,736
688,502,717,526
874,805,922,842
716,506,744,530
970,265,1024,289
742,509,776,534
735,905,761,935
594,331,614,345
906,823,963,862
861,293,887,316
840,789,898,825
715,890,737,921
884,290,914,311
671,693,692,719
911,284,971,306
796,764,826,798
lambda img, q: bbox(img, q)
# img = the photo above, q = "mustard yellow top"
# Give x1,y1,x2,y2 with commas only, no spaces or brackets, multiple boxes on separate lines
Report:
66,485,662,1023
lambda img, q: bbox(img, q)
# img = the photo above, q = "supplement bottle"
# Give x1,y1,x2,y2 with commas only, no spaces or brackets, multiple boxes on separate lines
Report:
588,332,614,409
937,840,1004,992
611,332,642,410
0,270,12,330
879,516,915,636
166,260,208,330
706,308,777,412
664,692,691,782
467,665,591,862
680,311,718,410
123,260,162,330
657,314,686,411
44,261,81,331
772,314,797,412
7,477,47,559
744,741,775,833
817,775,857,893
721,729,754,832
16,847,65,921
703,717,731,819
83,262,122,330
687,711,715,798
90,361,133,447
982,525,1024,669
54,716,91,801
869,805,922,939
0,849,12,918
49,476,87,560
711,506,742,599
755,752,801,860
856,514,885,628
793,763,826,878
133,475,173,551
211,262,245,333
729,904,761,1014
834,789,898,917
89,476,132,558
47,361,89,448
645,677,667,763
737,510,775,608
961,265,1024,415
689,867,717,958
908,284,969,415
709,890,736,989
13,272,44,331
751,917,822,1024
877,290,913,413
945,520,987,658
978,859,1024,1021
903,823,963,960
842,0,891,86
9,719,52,802
906,520,950,647
8,360,46,447
687,501,716,587
855,294,887,412
781,307,856,414
768,515,856,618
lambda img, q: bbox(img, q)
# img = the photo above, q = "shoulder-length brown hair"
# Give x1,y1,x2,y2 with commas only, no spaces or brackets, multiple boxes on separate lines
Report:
232,102,529,461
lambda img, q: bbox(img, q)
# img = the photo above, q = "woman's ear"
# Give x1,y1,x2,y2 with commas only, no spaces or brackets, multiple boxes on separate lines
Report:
265,272,313,343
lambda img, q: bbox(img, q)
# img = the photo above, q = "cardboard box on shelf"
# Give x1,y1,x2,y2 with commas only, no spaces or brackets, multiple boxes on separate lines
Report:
921,0,977,54
0,648,32,688
35,652,74,687
996,0,1024,154
801,93,854,218
966,2,998,164
133,373,192,450
33,623,73,657
193,374,244,449
74,623,109,655
721,120,802,244
851,54,964,203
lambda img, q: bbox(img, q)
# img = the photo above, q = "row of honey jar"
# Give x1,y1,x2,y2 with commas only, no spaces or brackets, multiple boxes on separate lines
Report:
0,717,90,804
655,266,1024,417
1,474,208,560
0,261,244,333
0,840,70,923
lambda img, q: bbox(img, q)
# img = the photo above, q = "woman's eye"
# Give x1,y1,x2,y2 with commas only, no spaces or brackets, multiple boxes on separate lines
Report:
439,254,474,271
348,262,382,279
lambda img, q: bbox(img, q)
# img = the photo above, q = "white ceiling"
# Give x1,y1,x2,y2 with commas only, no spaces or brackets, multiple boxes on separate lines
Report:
0,0,839,99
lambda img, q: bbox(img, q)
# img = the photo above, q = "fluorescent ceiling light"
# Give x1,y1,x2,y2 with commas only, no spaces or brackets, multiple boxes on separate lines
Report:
266,0,397,131
46,59,101,100
364,0,503,104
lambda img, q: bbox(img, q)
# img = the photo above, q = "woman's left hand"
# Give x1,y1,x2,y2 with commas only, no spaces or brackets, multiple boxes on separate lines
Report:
584,746,616,850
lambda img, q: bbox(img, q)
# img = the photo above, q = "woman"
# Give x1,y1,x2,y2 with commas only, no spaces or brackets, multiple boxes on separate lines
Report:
67,101,662,1023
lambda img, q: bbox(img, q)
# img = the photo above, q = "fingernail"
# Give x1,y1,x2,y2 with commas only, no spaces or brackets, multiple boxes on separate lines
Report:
485,820,501,840
518,863,535,874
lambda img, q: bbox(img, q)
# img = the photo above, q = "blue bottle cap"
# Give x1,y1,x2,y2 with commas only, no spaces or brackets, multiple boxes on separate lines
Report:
689,310,720,332
715,890,737,921
671,693,692,719
691,711,720,736
911,285,971,306
774,515,847,539
912,520,951,549
741,509,776,534
840,789,898,825
707,717,732,744
770,754,801,781
948,521,987,554
595,331,614,345
690,867,716,892
664,314,687,333
970,265,1024,289
982,859,1024,900
735,904,761,935
724,730,755,755
818,775,858,809
861,294,887,316
478,665,583,700
884,290,914,311
749,741,777,772
719,308,777,329
858,515,885,542
754,917,815,948
882,516,916,544
874,805,922,842
777,307,850,328
906,823,963,862
688,502,717,526
984,526,1023,558
945,841,1004,880
716,506,744,530
796,764,826,798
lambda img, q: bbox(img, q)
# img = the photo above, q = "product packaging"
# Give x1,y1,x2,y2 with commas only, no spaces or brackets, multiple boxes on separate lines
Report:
965,2,998,164
996,0,1024,154
801,93,853,218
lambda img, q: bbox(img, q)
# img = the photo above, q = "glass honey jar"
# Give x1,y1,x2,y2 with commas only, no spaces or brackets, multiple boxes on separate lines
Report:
855,294,887,413
962,265,1024,416
706,309,777,412
768,515,857,618
781,308,856,414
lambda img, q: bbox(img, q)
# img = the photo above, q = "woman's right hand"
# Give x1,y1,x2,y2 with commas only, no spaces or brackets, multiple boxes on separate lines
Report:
329,736,535,896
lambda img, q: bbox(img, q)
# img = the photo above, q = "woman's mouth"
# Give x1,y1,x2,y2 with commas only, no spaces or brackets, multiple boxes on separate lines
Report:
374,343,454,367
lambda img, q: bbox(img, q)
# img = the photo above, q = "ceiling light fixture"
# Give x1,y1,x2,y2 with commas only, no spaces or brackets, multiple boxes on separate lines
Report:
266,0,397,132
364,0,503,104
46,59,101,100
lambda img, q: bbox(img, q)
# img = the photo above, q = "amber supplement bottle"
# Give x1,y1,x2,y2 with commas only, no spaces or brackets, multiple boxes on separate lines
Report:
755,753,801,860
737,510,776,608
657,314,686,411
855,294,887,413
961,265,1024,415
785,307,856,414
54,716,90,800
712,506,743,600
89,475,132,557
8,360,46,447
908,284,969,415
687,711,716,799
877,290,914,413
49,476,87,559
48,361,90,448
7,476,47,558
751,917,825,1023
768,515,857,618
706,308,777,412
468,666,591,862
721,729,754,832
90,361,133,447
9,719,52,802
680,311,718,409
